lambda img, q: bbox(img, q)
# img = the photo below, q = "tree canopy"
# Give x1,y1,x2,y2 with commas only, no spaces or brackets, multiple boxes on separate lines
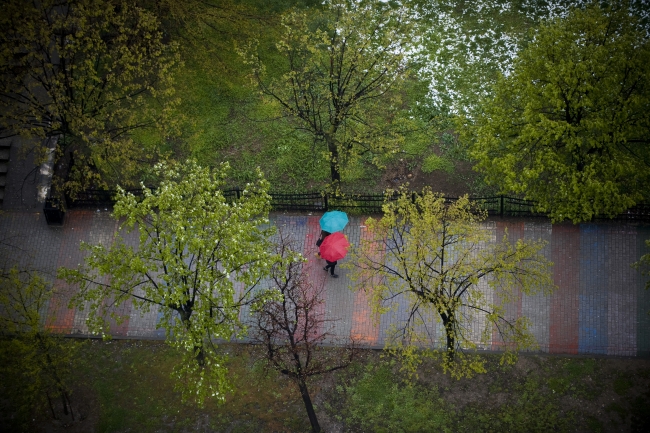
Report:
0,0,180,198
244,0,417,185
59,160,280,405
348,188,555,377
467,3,650,222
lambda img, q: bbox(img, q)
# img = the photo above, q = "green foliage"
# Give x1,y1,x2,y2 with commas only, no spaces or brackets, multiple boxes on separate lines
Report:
415,0,537,117
0,0,181,196
347,187,556,378
59,160,281,406
421,154,454,174
633,239,650,291
565,358,596,377
539,358,602,402
71,341,308,432
587,415,604,432
158,18,333,192
340,356,576,433
417,0,649,118
0,267,80,428
606,401,629,421
631,391,650,433
438,132,469,161
343,362,453,433
467,2,650,222
464,376,574,432
614,374,634,396
244,0,419,184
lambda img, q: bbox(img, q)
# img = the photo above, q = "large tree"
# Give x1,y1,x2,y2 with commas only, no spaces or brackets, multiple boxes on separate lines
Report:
252,230,356,433
244,0,416,185
59,160,280,405
467,3,650,222
348,188,555,377
0,0,180,198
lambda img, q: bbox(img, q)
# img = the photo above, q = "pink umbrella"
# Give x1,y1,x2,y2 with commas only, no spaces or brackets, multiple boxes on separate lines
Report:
319,232,350,262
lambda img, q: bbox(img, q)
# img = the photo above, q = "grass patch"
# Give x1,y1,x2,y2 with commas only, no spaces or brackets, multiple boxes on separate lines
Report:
2,340,650,432
341,361,453,432
340,360,573,433
605,401,628,421
7,340,308,432
614,373,634,396
586,415,603,432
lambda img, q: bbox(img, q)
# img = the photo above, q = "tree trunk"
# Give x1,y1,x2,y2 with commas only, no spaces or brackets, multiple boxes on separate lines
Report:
178,307,205,366
60,391,69,415
64,391,75,421
326,136,341,185
195,344,205,366
46,391,58,420
35,333,74,419
298,379,321,433
441,312,456,362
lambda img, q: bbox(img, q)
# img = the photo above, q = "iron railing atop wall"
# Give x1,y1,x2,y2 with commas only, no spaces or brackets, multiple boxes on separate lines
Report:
44,187,650,225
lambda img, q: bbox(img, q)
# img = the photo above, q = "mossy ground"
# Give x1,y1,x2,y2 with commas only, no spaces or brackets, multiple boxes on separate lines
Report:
2,339,648,432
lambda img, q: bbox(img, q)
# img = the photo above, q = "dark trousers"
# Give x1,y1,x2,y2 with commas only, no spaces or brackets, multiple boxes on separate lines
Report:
324,260,337,275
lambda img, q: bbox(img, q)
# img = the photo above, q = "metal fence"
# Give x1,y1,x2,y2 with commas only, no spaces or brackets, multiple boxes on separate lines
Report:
45,187,650,224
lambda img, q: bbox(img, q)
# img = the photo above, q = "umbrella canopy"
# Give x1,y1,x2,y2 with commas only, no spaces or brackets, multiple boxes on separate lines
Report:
319,210,349,233
319,232,350,262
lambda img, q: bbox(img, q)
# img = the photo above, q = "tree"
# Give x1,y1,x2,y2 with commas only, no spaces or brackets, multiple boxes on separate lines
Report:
244,0,416,185
634,239,650,290
59,160,280,405
251,230,357,432
146,0,273,67
0,260,80,428
467,3,650,222
0,0,180,198
348,188,555,378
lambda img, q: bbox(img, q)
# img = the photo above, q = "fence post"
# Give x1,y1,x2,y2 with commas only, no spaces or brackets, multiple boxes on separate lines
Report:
324,192,328,211
500,195,504,217
412,192,416,204
235,187,240,200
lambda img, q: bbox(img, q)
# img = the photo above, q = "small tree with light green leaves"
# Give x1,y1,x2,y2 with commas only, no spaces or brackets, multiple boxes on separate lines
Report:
59,160,282,405
348,187,556,378
0,265,80,427
634,240,650,291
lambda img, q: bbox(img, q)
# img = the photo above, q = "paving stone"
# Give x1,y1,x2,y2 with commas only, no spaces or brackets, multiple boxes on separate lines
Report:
1,208,648,357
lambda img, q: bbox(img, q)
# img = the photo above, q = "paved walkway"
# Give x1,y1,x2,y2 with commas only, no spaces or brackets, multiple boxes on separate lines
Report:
1,207,649,357
1,138,649,357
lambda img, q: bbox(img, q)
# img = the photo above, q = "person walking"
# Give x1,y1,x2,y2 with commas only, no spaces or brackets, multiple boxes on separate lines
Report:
316,230,338,278
323,259,338,278
316,230,330,249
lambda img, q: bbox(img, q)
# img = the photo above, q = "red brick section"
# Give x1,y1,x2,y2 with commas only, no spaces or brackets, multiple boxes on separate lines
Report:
491,221,524,350
350,218,383,346
549,224,580,354
301,216,328,338
47,211,94,333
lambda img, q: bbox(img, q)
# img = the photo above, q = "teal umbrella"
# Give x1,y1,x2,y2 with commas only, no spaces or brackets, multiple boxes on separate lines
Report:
319,210,349,233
